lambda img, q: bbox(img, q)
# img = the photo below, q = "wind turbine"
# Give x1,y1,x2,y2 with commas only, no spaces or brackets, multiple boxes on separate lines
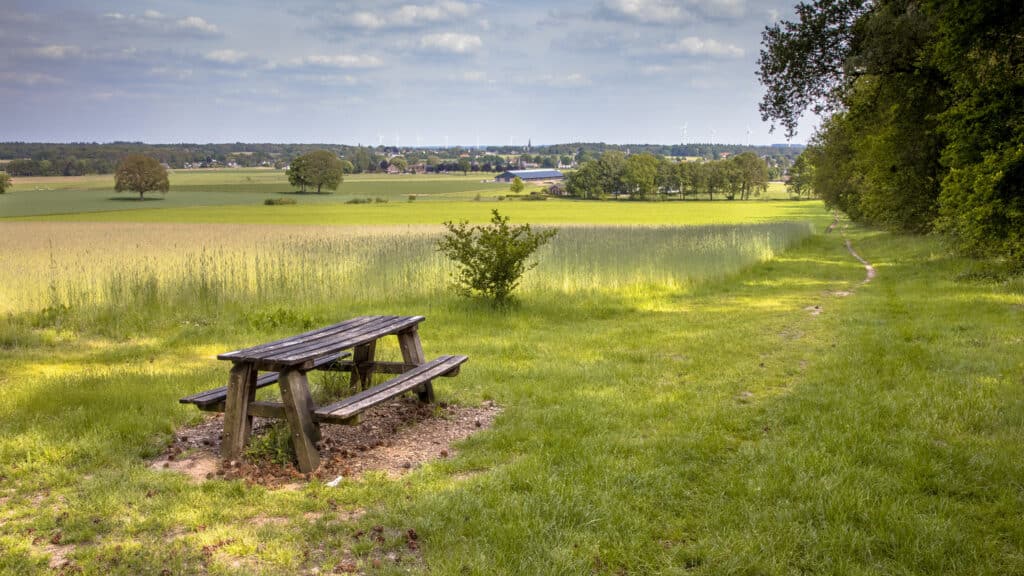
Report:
680,122,688,145
377,133,383,147
745,125,751,147
445,134,449,149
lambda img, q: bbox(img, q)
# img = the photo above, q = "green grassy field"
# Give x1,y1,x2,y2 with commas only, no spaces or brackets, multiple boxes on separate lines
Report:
0,171,509,218
0,170,793,219
0,191,1021,574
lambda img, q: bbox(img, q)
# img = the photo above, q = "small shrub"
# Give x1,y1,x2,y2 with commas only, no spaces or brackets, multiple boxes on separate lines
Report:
437,209,557,306
346,197,373,204
408,194,417,202
264,197,297,206
246,421,294,466
374,197,388,203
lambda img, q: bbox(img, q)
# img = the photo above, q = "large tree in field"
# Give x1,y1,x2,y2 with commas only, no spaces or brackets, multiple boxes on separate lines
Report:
0,171,11,194
114,155,169,200
287,150,344,194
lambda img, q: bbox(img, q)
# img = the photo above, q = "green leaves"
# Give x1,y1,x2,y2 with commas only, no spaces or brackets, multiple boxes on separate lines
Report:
437,210,557,306
113,154,169,200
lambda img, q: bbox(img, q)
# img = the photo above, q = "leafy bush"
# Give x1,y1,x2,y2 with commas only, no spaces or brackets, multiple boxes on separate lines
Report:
437,209,557,306
264,197,297,205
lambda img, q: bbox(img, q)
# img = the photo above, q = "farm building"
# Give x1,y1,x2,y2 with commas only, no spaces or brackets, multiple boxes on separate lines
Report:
495,169,564,183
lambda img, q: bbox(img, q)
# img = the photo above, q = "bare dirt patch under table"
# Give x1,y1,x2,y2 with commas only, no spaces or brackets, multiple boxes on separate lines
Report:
153,398,500,488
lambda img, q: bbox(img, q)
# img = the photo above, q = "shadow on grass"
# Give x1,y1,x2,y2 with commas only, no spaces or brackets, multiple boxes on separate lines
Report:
106,196,167,202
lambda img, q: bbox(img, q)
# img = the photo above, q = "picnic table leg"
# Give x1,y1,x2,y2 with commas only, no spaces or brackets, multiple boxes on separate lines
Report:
278,367,320,473
222,362,257,461
349,341,377,391
398,327,434,403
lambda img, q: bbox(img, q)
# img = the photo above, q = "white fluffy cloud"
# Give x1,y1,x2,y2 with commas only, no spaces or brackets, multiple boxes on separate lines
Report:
662,36,744,58
601,0,689,24
177,16,219,34
349,1,476,29
102,11,220,36
205,49,247,64
419,33,482,54
284,54,384,69
33,45,82,59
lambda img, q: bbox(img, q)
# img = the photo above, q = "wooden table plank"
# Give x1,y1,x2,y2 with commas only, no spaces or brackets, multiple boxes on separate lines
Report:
217,316,384,362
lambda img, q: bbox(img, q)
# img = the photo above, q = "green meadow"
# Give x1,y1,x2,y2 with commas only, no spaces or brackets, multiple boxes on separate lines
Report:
0,178,1021,575
0,170,508,218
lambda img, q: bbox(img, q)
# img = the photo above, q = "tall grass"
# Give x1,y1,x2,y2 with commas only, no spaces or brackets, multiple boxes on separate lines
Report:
1,221,812,329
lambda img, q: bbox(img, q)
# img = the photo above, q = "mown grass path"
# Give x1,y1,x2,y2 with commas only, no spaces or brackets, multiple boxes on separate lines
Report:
0,226,1021,574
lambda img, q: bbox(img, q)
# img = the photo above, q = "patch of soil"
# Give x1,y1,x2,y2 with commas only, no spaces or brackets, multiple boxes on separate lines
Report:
154,398,500,488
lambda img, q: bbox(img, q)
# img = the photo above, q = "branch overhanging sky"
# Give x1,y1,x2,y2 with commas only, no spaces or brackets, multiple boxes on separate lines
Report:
1,0,819,145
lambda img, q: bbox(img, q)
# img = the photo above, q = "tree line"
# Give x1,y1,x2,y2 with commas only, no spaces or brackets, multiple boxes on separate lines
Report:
564,151,771,201
760,0,1023,266
0,141,802,177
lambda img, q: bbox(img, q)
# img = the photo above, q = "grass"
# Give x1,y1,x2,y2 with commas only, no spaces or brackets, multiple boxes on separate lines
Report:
0,170,507,218
1,170,800,219
0,203,1021,574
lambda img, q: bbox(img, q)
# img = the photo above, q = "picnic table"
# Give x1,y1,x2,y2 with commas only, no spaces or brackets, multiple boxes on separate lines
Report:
180,315,467,472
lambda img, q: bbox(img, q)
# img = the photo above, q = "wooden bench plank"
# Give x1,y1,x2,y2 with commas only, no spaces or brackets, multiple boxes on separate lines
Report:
314,355,468,424
180,352,349,408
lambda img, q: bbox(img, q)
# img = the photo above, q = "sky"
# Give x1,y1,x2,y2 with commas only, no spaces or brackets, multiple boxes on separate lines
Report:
0,0,819,146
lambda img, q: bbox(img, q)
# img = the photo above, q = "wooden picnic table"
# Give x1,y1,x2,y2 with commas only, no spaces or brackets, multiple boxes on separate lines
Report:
180,315,467,472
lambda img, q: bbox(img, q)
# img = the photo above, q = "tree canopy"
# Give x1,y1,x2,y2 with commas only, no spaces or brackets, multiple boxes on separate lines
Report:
287,150,344,194
760,0,1024,265
114,155,169,200
0,171,11,194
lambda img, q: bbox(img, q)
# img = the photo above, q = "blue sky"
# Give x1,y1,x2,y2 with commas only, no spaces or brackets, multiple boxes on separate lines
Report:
1,0,818,145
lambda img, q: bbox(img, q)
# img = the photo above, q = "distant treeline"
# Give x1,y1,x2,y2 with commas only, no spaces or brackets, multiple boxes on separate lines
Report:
0,141,805,177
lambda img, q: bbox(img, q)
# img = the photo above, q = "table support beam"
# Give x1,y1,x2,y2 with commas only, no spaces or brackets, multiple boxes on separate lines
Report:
398,327,433,403
349,341,377,391
222,362,256,461
278,368,321,473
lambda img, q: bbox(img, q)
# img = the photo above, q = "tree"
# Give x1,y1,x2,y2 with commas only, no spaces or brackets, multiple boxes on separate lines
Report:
288,150,344,193
458,158,471,175
510,176,525,194
732,152,769,200
437,209,557,306
0,171,11,194
622,154,660,200
114,154,169,200
787,151,816,199
389,156,408,173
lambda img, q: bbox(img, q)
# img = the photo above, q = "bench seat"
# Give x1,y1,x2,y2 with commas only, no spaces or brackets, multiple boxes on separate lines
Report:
180,351,349,408
314,355,468,424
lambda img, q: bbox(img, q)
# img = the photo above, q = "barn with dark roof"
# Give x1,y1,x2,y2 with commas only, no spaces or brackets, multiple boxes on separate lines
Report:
495,169,564,183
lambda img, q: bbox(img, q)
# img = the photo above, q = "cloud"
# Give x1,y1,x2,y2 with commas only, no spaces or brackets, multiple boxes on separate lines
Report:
276,54,384,69
346,1,477,29
102,11,221,37
177,16,219,35
419,33,482,54
0,71,64,85
599,0,690,24
534,72,591,87
33,45,82,59
662,36,744,58
641,64,669,75
205,49,247,64
697,0,746,19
